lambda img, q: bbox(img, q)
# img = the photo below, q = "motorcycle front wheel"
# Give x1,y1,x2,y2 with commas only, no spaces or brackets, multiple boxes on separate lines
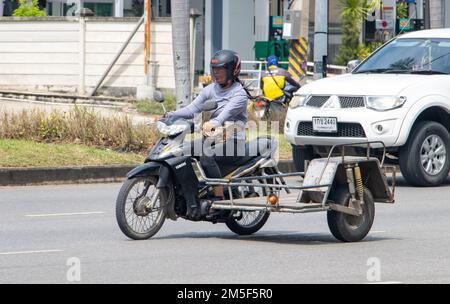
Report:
116,176,167,240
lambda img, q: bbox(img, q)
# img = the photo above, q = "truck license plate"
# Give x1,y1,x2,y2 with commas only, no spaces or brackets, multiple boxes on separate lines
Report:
312,117,338,133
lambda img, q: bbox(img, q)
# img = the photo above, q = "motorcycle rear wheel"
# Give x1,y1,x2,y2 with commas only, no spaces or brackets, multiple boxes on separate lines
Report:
225,179,270,235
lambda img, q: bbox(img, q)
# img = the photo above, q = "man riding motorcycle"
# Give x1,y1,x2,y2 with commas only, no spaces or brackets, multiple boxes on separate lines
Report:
165,49,250,215
260,55,300,101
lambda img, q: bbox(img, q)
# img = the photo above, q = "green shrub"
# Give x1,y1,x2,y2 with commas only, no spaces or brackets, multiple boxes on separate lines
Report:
334,0,381,65
134,92,177,115
0,107,159,153
357,42,384,61
13,0,46,17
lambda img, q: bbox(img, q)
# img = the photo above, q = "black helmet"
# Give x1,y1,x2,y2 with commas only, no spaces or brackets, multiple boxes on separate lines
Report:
210,50,241,85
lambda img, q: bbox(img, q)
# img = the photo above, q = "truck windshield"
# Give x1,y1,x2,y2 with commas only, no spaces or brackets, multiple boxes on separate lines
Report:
354,38,450,75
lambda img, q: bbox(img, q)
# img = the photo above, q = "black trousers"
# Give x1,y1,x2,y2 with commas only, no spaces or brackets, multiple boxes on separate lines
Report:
183,138,246,178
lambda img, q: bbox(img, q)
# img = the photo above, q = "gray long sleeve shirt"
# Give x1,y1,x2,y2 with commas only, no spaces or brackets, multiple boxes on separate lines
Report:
168,82,248,138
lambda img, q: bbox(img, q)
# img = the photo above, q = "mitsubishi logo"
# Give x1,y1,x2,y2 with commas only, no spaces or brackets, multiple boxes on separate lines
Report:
322,95,341,109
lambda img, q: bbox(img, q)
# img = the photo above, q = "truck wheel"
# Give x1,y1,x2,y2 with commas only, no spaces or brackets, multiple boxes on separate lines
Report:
327,186,375,242
399,121,450,187
292,145,314,172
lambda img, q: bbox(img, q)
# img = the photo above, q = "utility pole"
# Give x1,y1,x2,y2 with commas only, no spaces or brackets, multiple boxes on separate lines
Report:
0,0,4,17
171,0,191,109
136,0,156,100
144,0,152,86
313,0,328,80
285,0,309,84
423,0,431,29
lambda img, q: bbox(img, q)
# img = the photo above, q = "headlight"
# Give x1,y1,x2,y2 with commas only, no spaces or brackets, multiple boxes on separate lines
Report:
289,95,309,109
366,96,406,111
157,121,188,136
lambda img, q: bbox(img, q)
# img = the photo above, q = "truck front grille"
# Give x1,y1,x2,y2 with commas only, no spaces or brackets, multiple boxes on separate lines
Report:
338,96,365,108
306,96,330,107
297,122,367,137
306,95,365,108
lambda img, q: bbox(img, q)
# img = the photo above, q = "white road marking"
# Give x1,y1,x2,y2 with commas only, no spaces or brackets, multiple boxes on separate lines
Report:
25,211,105,217
0,249,64,256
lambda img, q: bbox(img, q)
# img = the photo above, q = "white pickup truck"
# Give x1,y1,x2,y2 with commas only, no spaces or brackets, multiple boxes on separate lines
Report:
285,29,450,186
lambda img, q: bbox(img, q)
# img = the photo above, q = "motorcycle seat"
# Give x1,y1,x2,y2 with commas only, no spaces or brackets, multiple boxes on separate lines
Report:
217,136,276,177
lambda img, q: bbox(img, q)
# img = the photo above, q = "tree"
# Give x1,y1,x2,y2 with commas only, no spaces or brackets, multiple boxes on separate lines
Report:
171,0,191,109
13,0,46,17
334,0,379,65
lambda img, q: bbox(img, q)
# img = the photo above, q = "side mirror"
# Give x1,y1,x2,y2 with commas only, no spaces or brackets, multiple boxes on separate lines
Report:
347,60,361,73
202,100,218,111
153,90,164,103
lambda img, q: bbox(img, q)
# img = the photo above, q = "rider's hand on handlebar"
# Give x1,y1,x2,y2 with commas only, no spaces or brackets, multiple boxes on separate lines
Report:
157,113,176,125
202,121,216,137
283,90,293,98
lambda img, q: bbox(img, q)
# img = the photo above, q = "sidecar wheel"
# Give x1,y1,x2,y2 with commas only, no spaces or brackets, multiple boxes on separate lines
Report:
116,176,167,240
327,186,375,242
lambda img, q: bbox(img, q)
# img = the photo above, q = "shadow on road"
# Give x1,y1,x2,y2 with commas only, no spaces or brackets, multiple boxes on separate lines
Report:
389,175,450,187
154,230,398,246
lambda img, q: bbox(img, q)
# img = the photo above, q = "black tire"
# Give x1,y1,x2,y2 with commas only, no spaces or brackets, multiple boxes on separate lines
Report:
226,211,270,236
116,176,167,240
399,121,450,187
327,186,375,242
292,145,314,172
225,179,270,236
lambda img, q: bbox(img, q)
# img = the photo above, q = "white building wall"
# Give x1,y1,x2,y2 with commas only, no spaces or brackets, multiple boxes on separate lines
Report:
0,18,175,95
0,21,79,88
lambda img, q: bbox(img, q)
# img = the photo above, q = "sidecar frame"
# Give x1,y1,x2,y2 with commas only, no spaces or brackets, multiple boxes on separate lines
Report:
197,141,396,215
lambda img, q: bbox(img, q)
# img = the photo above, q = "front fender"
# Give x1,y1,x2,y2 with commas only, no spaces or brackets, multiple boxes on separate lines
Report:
126,162,171,188
395,95,450,146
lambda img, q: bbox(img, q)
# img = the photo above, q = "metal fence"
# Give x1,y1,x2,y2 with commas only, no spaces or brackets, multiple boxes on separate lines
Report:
239,60,347,95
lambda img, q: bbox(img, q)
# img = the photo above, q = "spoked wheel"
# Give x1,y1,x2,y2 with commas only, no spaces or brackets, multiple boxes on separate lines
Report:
225,179,270,235
116,176,167,240
327,186,375,242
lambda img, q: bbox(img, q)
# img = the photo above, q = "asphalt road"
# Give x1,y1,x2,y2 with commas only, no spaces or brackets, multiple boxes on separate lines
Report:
1,177,450,284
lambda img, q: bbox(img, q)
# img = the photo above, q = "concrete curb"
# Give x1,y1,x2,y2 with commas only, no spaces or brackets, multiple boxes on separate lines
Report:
0,161,296,186
0,90,130,107
0,165,136,186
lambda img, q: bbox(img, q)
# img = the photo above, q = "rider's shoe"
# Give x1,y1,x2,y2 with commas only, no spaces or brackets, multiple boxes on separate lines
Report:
186,205,202,221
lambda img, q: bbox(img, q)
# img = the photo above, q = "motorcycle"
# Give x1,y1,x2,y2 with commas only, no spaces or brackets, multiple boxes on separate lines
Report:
250,90,294,120
115,91,284,240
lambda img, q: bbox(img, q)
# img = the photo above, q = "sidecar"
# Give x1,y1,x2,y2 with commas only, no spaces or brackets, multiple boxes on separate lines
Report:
208,141,396,242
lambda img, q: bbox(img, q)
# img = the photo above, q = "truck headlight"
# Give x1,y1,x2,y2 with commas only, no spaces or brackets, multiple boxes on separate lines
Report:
366,96,406,111
289,95,309,109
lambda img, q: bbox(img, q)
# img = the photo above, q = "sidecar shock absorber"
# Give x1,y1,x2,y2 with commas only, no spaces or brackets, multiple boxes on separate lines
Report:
345,165,357,200
354,165,364,200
